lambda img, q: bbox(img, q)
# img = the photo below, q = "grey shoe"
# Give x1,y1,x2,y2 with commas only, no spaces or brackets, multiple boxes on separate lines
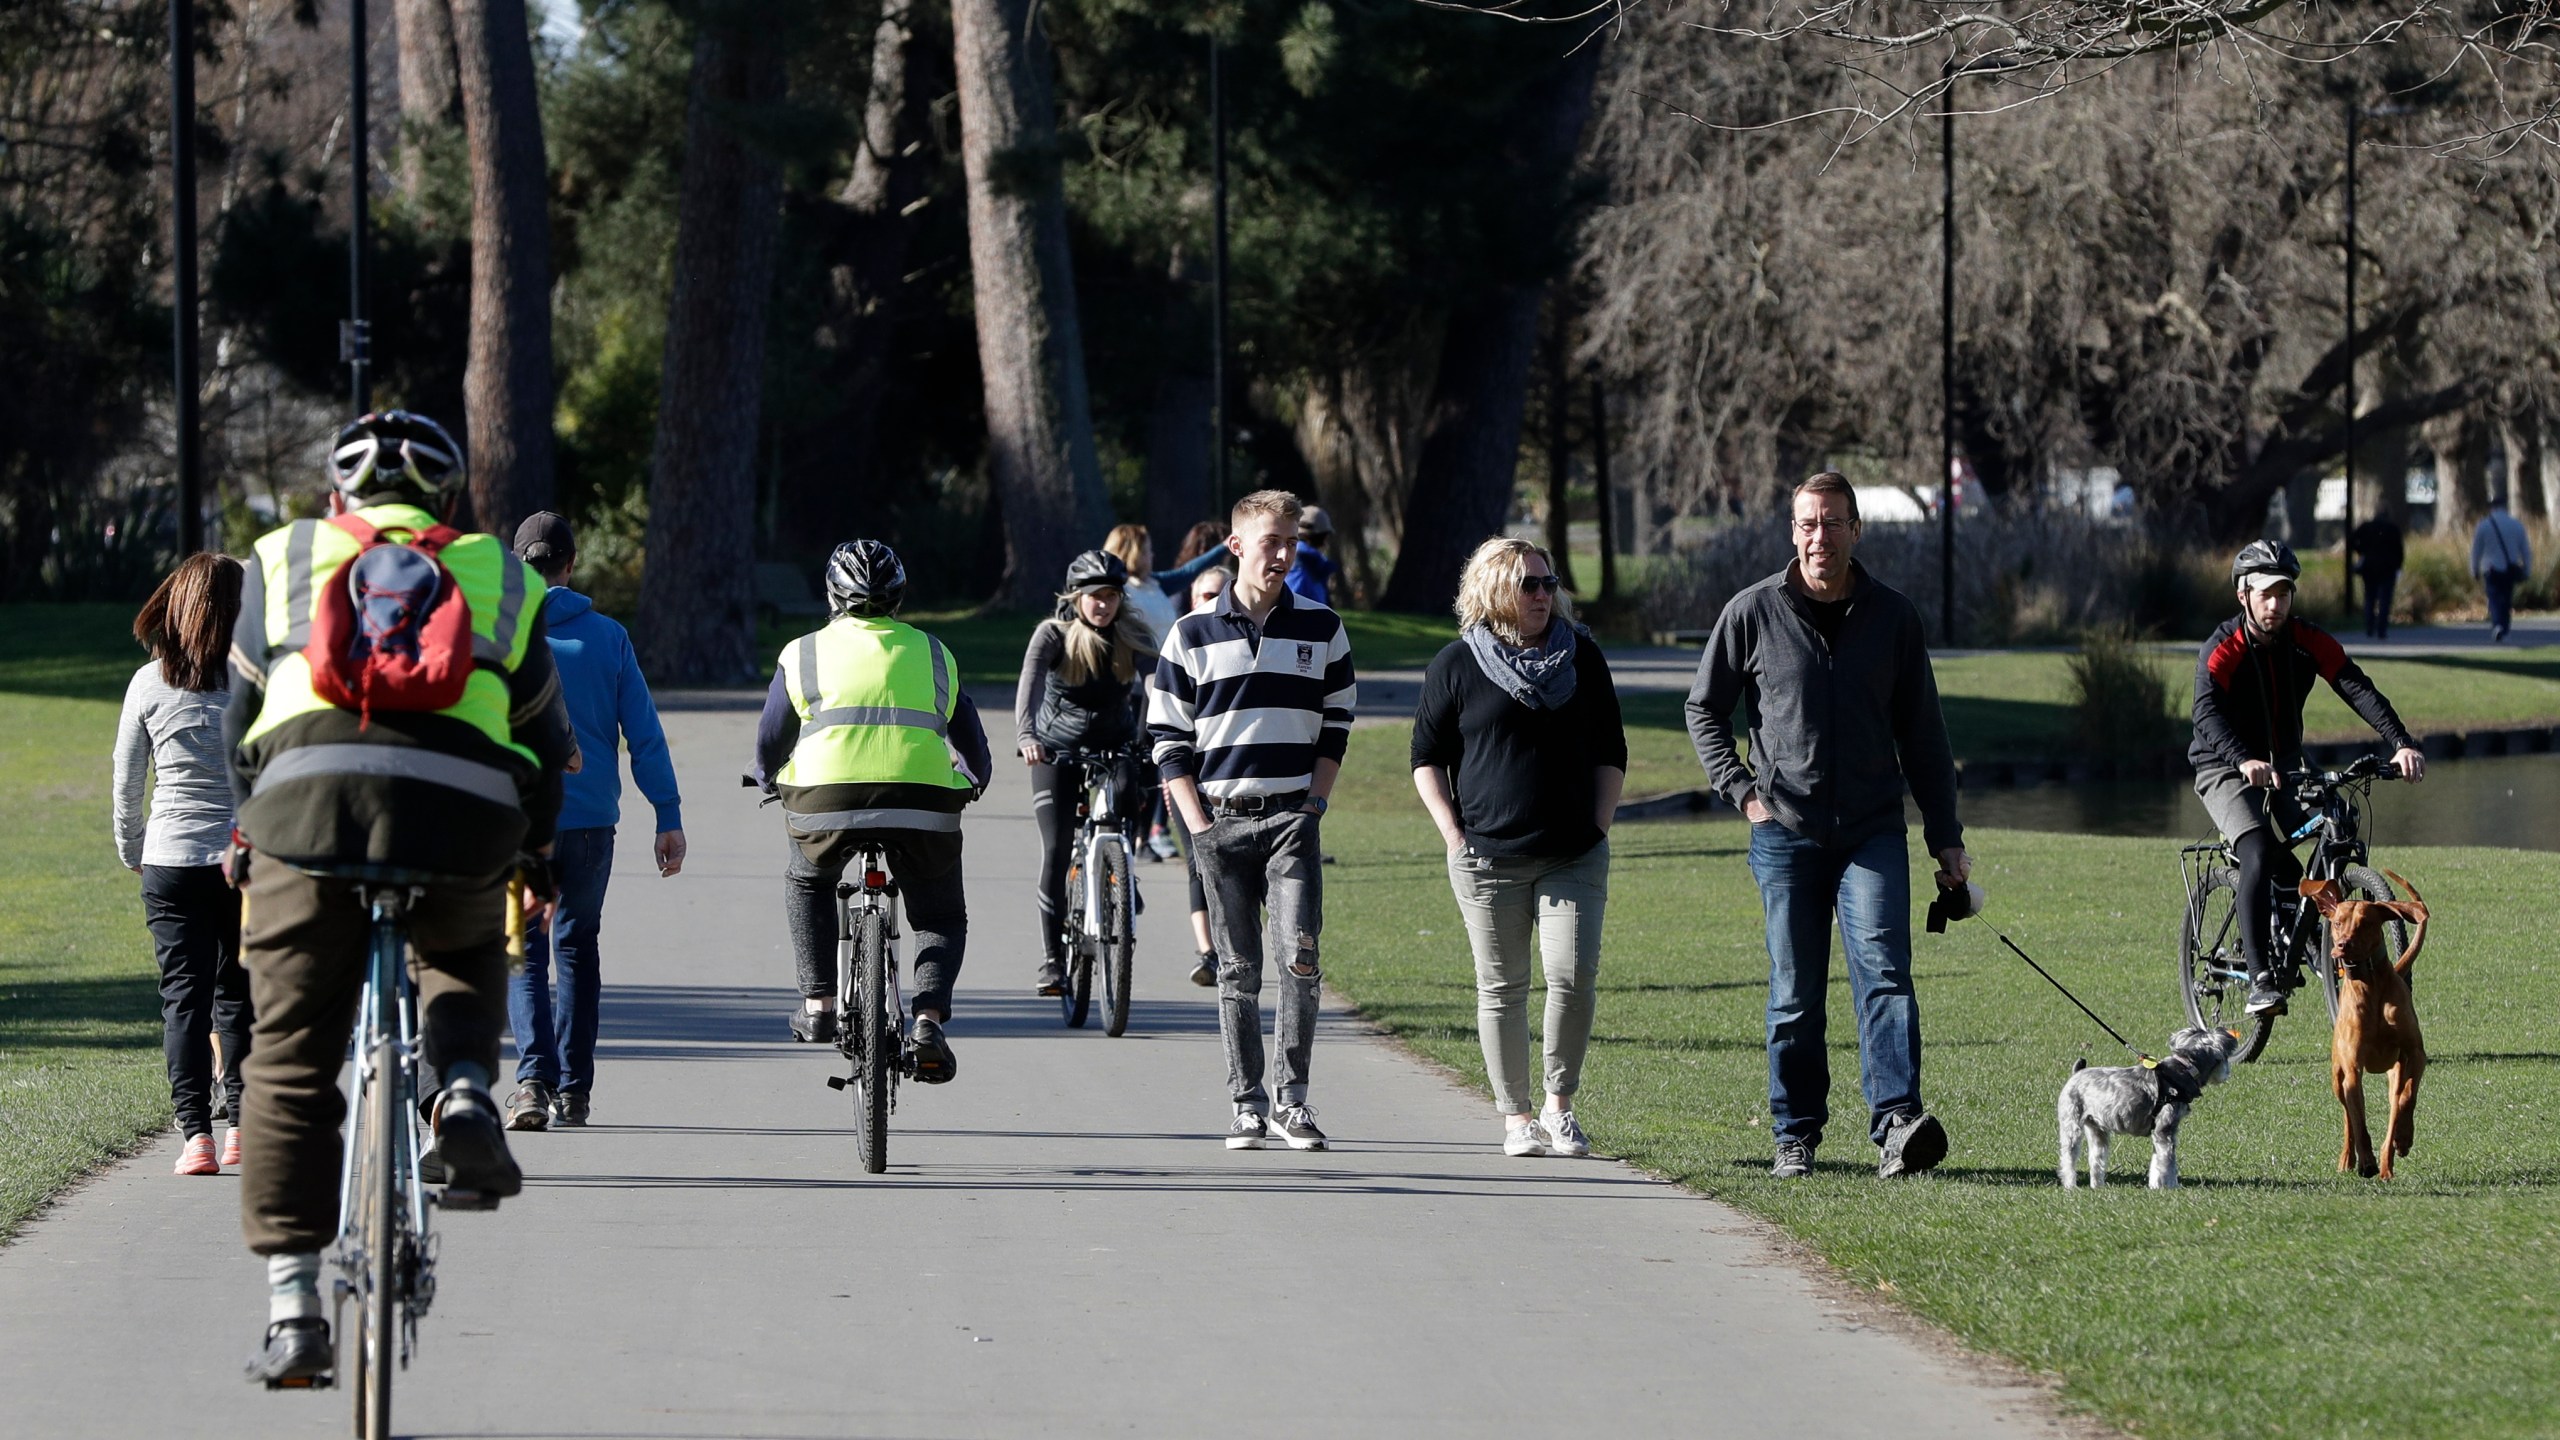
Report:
505,1082,553,1132
551,1091,590,1128
245,1317,333,1387
1541,1109,1591,1158
1877,1111,1948,1179
1225,1109,1267,1150
1504,1118,1552,1157
2246,983,2288,1017
1271,1104,1328,1151
1771,1138,1816,1179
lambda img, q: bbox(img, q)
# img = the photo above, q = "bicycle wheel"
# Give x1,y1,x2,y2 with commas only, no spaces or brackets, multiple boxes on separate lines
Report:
1099,842,1133,1038
353,1036,398,1440
2318,865,2410,1020
2179,865,2276,1063
854,907,890,1175
1058,861,1087,1027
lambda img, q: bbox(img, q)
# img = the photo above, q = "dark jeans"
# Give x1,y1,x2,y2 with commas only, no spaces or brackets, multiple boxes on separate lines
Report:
141,864,251,1138
2485,569,2520,637
1193,808,1323,1111
1746,822,1922,1149
506,826,616,1096
784,829,968,1018
2363,571,2396,638
239,857,506,1254
1028,755,1147,964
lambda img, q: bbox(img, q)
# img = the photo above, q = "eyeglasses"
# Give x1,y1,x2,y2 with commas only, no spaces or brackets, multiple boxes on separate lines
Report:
1518,575,1563,595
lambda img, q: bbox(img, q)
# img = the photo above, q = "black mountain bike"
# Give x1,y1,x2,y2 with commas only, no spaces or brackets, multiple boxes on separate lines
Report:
823,844,913,1174
2178,754,2410,1063
1051,747,1139,1037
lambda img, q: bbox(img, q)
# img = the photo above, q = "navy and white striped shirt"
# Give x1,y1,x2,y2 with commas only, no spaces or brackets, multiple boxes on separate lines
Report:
1147,585,1356,798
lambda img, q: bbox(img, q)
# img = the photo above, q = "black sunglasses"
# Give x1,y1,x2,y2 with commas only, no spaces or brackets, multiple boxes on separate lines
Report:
1517,575,1564,595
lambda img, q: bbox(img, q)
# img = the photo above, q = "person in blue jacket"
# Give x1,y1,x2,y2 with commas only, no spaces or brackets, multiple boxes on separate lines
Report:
1287,505,1343,606
502,512,686,1130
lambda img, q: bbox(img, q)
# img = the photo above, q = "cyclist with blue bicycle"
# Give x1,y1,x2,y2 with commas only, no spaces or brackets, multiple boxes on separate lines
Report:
751,540,990,1082
225,412,576,1385
2192,540,2425,1019
1015,549,1156,997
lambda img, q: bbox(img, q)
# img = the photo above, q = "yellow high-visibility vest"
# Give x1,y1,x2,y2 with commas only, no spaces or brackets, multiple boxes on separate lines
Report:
778,616,967,792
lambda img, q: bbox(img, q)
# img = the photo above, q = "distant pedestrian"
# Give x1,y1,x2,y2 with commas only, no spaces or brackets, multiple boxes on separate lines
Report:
502,513,686,1131
2347,513,2404,639
1287,505,1343,606
1175,521,1227,570
114,552,253,1177
1150,490,1355,1151
1100,522,1203,861
1412,538,1625,1160
1686,471,1970,1181
2470,497,2533,643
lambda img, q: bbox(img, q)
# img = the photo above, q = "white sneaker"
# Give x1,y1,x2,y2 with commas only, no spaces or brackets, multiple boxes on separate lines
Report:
1504,1118,1551,1157
1225,1109,1267,1150
1541,1109,1590,1158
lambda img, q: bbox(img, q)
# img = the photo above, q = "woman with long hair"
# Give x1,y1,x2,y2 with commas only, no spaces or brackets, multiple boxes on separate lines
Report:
1015,550,1159,995
114,552,254,1176
1411,537,1626,1159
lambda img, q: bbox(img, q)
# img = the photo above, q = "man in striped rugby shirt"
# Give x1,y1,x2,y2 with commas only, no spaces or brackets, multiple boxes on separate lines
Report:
1148,490,1357,1151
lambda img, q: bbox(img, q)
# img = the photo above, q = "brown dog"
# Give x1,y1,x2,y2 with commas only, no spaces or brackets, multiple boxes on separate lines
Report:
2300,871,2430,1179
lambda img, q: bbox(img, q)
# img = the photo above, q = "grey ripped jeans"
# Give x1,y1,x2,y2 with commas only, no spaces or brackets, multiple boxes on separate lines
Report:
1447,839,1609,1116
1191,807,1323,1112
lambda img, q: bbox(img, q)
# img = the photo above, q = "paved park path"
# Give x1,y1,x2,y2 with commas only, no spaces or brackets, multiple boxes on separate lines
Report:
0,710,2087,1439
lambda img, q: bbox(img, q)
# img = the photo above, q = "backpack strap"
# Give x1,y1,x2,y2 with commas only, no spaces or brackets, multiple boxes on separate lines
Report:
327,512,381,547
329,511,463,556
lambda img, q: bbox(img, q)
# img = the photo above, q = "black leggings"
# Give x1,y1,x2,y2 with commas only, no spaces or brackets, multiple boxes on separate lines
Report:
2233,826,2303,980
1029,756,1148,963
141,864,252,1138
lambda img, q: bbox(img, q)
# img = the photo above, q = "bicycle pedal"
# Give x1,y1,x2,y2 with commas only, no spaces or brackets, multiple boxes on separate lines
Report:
265,1374,333,1391
436,1187,501,1212
825,1074,848,1090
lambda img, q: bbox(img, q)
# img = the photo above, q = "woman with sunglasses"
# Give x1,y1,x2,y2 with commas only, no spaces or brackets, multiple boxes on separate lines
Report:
1410,538,1625,1159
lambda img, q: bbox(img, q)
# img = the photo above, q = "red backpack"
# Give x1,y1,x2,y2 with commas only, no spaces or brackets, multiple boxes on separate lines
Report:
305,513,477,725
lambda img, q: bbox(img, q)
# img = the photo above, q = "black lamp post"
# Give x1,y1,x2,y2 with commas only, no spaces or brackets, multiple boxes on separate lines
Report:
344,0,372,415
2343,99,2357,615
1939,91,1956,647
1208,32,1230,510
169,0,202,554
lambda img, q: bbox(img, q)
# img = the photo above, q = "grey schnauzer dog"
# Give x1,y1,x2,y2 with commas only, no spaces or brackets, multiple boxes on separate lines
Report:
2057,1026,2241,1189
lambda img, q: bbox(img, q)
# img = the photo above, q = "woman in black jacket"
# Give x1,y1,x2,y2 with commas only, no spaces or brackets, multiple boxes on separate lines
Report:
1016,550,1158,995
1411,538,1626,1160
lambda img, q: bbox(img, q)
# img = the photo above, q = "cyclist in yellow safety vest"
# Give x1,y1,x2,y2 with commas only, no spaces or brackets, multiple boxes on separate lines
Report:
226,412,576,1388
750,539,992,1083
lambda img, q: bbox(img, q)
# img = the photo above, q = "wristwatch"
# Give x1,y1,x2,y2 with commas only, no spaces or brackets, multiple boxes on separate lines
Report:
1303,794,1329,816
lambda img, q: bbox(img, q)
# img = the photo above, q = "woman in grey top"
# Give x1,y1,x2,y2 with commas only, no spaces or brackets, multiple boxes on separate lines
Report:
113,552,253,1177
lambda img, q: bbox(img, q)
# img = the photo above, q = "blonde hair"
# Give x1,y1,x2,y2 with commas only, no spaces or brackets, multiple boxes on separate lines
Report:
1454,536,1571,646
1102,523,1151,579
1229,489,1302,533
1049,595,1158,687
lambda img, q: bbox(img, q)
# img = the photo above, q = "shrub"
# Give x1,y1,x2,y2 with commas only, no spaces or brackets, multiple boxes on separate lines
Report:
2066,626,2178,756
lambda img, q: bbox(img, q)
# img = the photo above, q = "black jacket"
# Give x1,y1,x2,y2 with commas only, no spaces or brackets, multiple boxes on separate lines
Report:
1686,562,1964,857
2188,615,2413,772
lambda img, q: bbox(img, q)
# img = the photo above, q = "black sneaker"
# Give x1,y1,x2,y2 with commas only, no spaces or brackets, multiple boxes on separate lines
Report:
246,1317,333,1387
431,1086,524,1199
909,1016,957,1085
1271,1104,1328,1151
1772,1138,1816,1179
1877,1112,1948,1179
789,1006,839,1044
1224,1110,1267,1150
1034,961,1067,997
505,1082,553,1132
2246,983,2288,1017
1189,953,1217,988
551,1091,590,1128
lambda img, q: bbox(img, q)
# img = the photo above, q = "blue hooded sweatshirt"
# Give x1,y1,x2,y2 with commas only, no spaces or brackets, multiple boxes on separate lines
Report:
542,588,682,834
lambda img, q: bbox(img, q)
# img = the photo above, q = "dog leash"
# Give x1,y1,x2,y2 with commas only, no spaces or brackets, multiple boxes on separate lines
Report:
1972,917,2156,1066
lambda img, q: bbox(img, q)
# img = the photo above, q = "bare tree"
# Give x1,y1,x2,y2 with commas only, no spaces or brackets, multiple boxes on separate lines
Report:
450,0,554,535
953,0,1112,609
636,18,788,684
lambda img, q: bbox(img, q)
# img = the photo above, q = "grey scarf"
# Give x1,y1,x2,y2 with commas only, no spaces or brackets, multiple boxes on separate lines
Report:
1463,618,1580,711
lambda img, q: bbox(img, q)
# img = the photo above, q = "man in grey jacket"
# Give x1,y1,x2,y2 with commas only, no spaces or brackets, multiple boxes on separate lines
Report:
1686,472,1972,1180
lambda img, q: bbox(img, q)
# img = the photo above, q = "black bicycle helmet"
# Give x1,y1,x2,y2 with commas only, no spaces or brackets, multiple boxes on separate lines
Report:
825,539,906,617
2231,539,2301,588
329,411,466,502
1062,549,1129,595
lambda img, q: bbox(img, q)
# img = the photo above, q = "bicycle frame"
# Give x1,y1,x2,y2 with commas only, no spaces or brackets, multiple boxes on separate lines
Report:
333,883,435,1366
2183,761,2379,988
1076,764,1130,948
835,850,907,1052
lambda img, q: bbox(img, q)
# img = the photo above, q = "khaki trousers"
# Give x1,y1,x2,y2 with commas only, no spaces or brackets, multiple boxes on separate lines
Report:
237,857,506,1255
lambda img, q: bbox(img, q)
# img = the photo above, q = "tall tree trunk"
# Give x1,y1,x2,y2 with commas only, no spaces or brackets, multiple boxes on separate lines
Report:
636,22,788,684
394,0,460,200
1541,305,1578,592
450,0,554,536
952,0,1109,610
1145,370,1212,555
2426,408,2493,539
1380,41,1602,613
778,0,940,551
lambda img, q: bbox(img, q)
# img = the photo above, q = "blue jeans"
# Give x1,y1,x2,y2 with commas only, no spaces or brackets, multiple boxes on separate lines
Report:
2484,569,2519,637
507,827,616,1095
1746,822,1922,1149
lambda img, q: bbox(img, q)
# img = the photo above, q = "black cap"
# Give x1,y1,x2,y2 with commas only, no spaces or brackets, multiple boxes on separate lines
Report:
513,511,577,571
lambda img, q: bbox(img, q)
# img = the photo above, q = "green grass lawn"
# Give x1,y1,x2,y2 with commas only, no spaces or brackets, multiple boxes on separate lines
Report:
0,607,166,1243
1323,720,2560,1439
